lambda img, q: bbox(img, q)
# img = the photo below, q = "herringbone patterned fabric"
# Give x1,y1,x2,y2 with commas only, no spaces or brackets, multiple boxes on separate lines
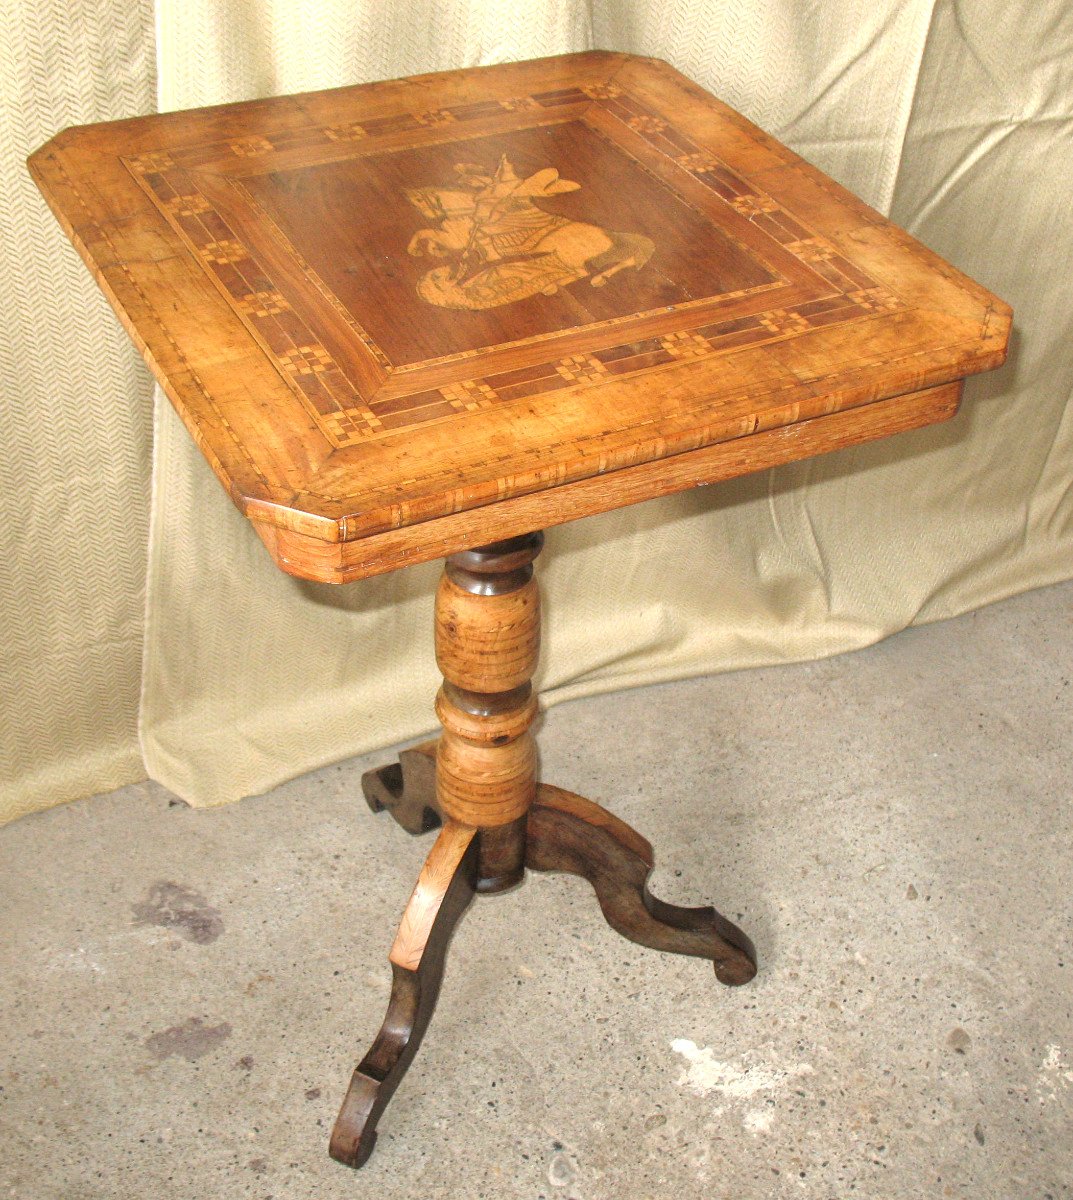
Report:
0,0,156,823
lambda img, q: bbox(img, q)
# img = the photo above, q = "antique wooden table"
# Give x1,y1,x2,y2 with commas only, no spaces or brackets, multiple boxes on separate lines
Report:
31,52,1010,1169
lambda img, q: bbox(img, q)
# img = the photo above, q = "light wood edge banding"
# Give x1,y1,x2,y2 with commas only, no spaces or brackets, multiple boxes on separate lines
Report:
252,380,963,584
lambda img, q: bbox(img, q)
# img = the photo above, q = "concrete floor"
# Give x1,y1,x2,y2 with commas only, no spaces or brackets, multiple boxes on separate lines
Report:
2,581,1072,1200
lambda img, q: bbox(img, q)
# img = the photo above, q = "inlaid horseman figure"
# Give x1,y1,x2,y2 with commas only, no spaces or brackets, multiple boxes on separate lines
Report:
406,156,655,310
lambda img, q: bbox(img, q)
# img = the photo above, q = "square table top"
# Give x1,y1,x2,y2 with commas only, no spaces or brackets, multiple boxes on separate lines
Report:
30,52,1010,583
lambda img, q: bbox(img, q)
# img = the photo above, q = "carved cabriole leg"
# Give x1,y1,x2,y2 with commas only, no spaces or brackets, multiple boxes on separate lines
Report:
434,532,543,892
363,739,442,834
329,820,478,1168
526,786,757,986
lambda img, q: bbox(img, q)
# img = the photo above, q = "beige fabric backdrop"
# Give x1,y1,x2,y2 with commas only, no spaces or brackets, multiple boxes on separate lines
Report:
3,2,1069,820
0,0,156,824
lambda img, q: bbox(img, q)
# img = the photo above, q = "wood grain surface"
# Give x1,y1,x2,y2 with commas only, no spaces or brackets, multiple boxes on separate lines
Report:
388,819,477,971
29,52,1010,579
253,380,963,582
330,819,478,1168
434,533,542,833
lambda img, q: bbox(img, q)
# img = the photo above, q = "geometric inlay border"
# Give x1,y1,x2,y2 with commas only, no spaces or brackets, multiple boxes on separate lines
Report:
127,83,904,448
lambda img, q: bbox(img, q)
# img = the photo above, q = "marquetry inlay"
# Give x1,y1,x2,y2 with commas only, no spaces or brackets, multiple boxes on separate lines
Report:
123,84,901,449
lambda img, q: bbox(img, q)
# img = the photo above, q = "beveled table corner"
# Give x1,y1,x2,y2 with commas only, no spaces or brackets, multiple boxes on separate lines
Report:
30,50,1010,1170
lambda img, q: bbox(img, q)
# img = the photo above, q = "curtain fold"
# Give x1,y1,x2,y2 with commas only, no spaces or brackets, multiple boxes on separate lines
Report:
3,1,1069,819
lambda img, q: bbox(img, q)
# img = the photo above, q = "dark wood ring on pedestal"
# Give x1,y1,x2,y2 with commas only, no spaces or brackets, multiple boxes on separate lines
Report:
445,531,544,594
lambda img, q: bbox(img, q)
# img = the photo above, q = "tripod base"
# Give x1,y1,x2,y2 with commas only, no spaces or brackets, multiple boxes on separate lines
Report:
330,742,756,1169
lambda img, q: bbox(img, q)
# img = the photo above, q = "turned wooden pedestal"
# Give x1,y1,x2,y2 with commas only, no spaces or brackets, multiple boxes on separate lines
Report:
33,49,1009,1173
329,532,757,1168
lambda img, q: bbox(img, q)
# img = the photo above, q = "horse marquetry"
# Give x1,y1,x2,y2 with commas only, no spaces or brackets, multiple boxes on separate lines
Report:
406,156,657,310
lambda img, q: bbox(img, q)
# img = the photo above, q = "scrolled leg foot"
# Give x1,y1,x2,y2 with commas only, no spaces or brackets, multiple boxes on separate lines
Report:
329,820,477,1168
362,740,442,835
525,786,756,986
